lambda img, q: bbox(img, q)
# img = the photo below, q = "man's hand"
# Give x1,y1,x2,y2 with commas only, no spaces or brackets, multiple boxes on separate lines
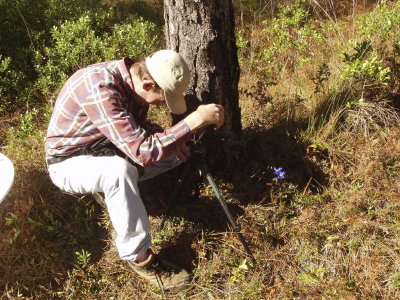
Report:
174,142,190,162
184,104,225,131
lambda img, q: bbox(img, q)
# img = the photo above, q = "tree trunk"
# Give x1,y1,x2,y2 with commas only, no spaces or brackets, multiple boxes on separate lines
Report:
164,0,242,158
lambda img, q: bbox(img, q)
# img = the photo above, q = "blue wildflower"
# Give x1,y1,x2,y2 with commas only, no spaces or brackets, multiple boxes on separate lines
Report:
273,167,286,179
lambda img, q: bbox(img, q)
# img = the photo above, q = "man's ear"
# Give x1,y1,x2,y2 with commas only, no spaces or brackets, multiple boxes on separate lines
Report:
142,79,155,91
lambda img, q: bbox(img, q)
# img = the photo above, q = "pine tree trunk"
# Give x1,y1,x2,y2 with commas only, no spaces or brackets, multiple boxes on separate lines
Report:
164,0,242,155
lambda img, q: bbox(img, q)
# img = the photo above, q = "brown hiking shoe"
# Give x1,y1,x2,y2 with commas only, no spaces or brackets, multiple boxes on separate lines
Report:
127,250,191,291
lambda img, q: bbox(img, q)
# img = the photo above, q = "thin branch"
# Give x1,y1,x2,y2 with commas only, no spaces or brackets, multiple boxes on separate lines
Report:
15,2,35,51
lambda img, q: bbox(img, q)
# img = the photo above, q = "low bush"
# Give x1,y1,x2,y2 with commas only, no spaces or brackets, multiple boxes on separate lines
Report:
35,12,161,98
0,0,162,115
0,56,29,113
252,0,329,78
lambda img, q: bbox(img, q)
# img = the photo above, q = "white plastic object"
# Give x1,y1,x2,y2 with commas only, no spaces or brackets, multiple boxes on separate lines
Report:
0,152,14,203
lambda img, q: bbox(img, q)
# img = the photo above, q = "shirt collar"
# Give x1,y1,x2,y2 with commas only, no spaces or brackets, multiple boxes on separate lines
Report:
116,58,134,93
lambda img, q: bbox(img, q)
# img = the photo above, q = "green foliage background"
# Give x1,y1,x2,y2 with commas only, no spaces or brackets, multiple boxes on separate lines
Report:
0,0,162,113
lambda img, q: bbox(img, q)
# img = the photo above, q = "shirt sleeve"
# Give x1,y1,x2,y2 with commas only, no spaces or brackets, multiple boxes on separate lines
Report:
81,80,191,166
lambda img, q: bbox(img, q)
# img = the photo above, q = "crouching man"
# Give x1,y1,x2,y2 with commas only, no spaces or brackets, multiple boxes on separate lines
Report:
45,50,224,290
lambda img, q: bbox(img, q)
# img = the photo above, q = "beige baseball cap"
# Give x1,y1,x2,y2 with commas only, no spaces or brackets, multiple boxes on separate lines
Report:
145,50,190,115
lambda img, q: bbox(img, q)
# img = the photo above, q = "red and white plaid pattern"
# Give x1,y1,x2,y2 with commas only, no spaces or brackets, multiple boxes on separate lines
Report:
45,58,190,166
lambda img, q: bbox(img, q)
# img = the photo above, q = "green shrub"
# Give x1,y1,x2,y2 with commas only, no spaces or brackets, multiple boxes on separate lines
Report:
0,1,162,114
341,41,391,87
44,0,100,23
0,55,28,114
0,0,47,74
340,1,400,99
0,0,106,110
236,28,250,67
255,0,327,77
34,15,104,96
357,0,400,48
35,12,161,97
103,17,159,60
5,107,44,159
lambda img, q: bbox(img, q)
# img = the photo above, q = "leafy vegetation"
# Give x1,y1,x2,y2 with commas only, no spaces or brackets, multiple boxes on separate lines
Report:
0,0,162,113
1,0,400,299
0,55,28,113
35,13,159,96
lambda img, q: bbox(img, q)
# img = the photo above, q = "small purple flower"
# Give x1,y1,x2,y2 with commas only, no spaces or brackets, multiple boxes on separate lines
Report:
273,167,286,179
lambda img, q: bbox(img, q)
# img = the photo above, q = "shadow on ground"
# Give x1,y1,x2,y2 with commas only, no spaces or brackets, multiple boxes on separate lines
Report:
226,121,330,205
0,169,108,295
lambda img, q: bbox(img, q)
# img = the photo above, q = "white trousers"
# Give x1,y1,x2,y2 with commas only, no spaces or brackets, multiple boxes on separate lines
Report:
47,155,181,260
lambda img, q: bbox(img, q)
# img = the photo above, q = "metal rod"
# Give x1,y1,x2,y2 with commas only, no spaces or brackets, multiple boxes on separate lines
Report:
158,127,256,265
199,161,256,265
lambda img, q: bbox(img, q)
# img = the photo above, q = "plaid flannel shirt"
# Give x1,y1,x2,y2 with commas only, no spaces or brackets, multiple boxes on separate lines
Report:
45,58,191,166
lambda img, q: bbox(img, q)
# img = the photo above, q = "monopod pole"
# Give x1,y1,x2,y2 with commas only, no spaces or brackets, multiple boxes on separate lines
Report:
198,160,256,265
159,127,256,265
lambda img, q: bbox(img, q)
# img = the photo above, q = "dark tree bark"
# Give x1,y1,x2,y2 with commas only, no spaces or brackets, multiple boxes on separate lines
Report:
164,0,242,155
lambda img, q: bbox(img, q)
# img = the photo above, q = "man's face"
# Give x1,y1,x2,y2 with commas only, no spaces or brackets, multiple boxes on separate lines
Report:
133,80,166,107
144,86,165,106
